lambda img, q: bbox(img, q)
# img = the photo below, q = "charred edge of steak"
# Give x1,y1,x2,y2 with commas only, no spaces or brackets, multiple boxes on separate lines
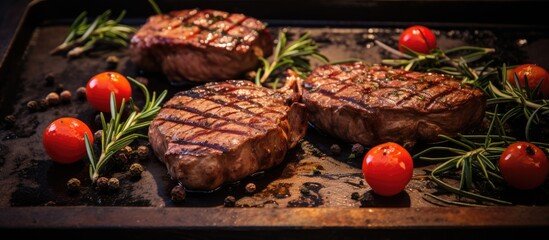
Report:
149,80,308,190
130,9,273,83
302,62,486,147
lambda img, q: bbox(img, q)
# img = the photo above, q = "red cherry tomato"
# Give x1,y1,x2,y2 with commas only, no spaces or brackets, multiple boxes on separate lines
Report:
42,117,94,164
398,25,437,54
362,142,414,196
86,72,132,112
507,64,549,98
499,142,549,190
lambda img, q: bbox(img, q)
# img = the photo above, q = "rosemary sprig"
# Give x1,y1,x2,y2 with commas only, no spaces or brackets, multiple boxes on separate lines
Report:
487,64,549,140
84,77,167,182
375,39,496,86
50,10,136,58
148,0,162,15
255,31,329,89
413,110,513,205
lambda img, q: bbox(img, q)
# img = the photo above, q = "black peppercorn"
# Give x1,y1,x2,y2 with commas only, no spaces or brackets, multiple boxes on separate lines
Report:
171,185,186,202
45,73,55,86
37,99,49,111
108,178,120,190
94,130,102,140
66,178,81,191
224,195,236,207
129,163,144,178
55,83,65,94
106,55,119,69
3,115,16,127
76,87,86,100
245,183,256,193
136,146,149,160
26,100,38,112
95,176,109,190
45,92,60,105
351,143,365,155
330,144,341,155
60,90,72,103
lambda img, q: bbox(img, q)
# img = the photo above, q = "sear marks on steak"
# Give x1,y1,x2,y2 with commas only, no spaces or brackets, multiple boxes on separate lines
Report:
149,80,307,190
130,9,273,84
302,62,486,147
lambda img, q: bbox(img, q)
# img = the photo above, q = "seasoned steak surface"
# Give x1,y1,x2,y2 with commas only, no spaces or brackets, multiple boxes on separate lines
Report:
149,80,307,190
302,62,486,147
130,9,273,84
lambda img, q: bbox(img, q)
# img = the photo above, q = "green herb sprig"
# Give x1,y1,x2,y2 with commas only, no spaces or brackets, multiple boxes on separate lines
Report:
414,108,513,205
84,77,167,182
148,0,162,15
487,64,549,140
375,39,496,87
255,31,329,89
377,37,549,205
50,10,136,58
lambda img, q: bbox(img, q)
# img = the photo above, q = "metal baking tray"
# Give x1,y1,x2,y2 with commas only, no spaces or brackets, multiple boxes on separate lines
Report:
1,0,549,239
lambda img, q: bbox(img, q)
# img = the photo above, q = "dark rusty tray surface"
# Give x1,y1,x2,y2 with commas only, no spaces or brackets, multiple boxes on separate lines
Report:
2,0,549,238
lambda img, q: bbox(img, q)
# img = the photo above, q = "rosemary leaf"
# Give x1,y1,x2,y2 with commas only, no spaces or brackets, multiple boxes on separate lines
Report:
255,31,329,89
85,78,167,182
51,10,136,57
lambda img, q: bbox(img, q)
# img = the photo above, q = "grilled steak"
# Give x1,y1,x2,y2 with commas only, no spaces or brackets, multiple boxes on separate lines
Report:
149,79,307,190
302,62,486,147
130,9,273,84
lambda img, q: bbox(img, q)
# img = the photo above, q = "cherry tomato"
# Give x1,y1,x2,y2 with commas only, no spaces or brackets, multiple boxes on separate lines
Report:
362,142,414,196
86,71,132,112
398,25,437,54
507,64,549,98
42,117,94,164
499,142,549,190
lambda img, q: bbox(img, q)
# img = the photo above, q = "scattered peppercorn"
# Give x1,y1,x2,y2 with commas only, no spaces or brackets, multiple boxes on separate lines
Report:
106,55,119,69
95,176,109,190
351,143,365,155
45,73,55,86
3,115,16,127
45,92,60,105
136,146,149,160
245,183,257,193
76,87,86,100
60,90,72,103
115,151,129,166
66,178,81,191
129,163,145,178
94,130,102,140
37,99,49,111
224,195,236,207
330,144,341,155
108,177,120,190
122,146,133,153
359,180,364,185
55,83,65,94
26,100,38,112
170,185,186,202
351,192,360,200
